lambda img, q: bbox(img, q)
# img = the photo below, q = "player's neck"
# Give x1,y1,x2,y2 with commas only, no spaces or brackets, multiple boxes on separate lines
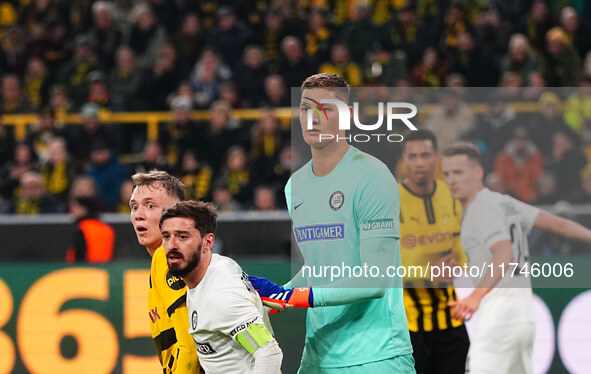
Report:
311,142,349,177
404,178,435,196
461,186,484,210
146,240,162,257
184,252,212,289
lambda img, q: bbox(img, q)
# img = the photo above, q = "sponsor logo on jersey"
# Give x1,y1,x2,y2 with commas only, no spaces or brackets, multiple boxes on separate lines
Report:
401,232,455,249
294,223,345,243
166,271,186,290
148,307,160,323
229,316,259,337
329,191,344,210
196,341,217,355
191,311,198,330
362,218,395,231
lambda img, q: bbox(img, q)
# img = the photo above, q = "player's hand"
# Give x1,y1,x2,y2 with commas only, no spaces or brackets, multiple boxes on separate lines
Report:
448,293,481,321
248,275,314,310
431,252,457,283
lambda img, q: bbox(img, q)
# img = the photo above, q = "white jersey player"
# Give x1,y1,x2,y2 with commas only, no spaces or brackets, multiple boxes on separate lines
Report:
442,142,591,374
160,200,283,374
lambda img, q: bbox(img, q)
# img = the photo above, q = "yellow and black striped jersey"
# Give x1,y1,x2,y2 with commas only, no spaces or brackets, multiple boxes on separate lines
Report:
398,180,467,332
149,246,201,373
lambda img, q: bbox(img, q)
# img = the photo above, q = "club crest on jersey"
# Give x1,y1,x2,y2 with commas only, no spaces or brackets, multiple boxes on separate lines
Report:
192,311,198,330
329,191,344,210
196,341,217,355
166,271,186,290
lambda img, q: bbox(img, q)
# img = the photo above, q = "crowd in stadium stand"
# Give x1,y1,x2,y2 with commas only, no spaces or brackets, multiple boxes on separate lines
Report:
1,0,591,214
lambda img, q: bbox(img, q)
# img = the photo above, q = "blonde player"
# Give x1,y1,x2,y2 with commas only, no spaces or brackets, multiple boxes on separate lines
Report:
442,143,591,374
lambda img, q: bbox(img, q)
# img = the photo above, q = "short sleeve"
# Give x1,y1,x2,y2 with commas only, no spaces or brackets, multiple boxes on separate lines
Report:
356,169,399,240
508,195,541,233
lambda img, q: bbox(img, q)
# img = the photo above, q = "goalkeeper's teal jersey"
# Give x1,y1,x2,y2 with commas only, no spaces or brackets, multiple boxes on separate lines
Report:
286,146,412,368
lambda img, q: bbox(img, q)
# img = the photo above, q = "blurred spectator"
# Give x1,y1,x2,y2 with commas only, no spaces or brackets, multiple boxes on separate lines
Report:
526,91,574,158
498,71,522,102
190,48,231,108
23,57,50,111
237,45,269,107
471,93,518,160
533,173,560,205
88,1,123,68
109,47,142,111
501,34,542,86
476,6,511,61
259,9,284,69
132,141,169,175
364,48,408,86
251,185,277,211
85,70,110,109
159,96,199,168
439,2,473,58
560,7,591,58
0,143,38,200
9,171,63,214
214,146,253,205
144,0,180,36
138,42,179,110
447,31,499,87
278,36,315,89
493,126,545,203
174,13,206,78
40,137,78,204
219,82,242,109
208,6,253,74
127,3,167,70
211,182,240,212
522,71,547,101
250,110,288,185
385,4,435,68
484,172,509,194
411,47,447,87
66,196,115,263
178,151,212,200
1,74,32,113
40,19,70,77
549,131,587,201
318,43,362,87
20,0,65,40
86,140,127,210
543,26,581,86
577,165,591,203
563,78,591,141
305,8,335,66
0,119,15,166
423,90,475,152
57,34,102,109
200,101,246,171
25,108,66,165
49,84,72,120
341,3,382,65
262,74,289,107
0,27,28,76
70,103,115,166
69,175,100,203
517,0,555,53
116,179,133,213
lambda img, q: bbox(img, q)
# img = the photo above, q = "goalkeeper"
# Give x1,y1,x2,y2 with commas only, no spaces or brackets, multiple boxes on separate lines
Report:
249,74,415,373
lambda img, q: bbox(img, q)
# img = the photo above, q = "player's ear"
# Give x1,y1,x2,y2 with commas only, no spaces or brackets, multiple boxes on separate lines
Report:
203,233,215,252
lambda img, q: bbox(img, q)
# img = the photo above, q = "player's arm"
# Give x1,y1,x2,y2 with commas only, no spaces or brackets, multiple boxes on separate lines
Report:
448,240,514,321
534,210,591,243
169,303,200,373
215,288,283,373
236,324,283,374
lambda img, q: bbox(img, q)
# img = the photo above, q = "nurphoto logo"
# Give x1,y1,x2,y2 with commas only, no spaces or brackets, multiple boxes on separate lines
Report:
303,97,418,143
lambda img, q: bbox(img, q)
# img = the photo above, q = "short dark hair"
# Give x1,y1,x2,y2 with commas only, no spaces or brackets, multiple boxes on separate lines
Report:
403,129,438,152
160,200,217,236
301,73,350,102
131,170,186,200
442,142,481,163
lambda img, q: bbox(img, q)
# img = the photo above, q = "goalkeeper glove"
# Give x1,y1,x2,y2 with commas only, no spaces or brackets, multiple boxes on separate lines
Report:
248,275,313,310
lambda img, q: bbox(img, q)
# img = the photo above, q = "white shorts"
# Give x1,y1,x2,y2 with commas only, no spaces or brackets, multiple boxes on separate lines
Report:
466,321,535,374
